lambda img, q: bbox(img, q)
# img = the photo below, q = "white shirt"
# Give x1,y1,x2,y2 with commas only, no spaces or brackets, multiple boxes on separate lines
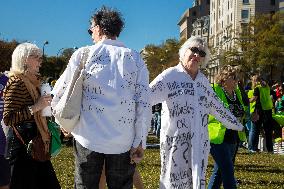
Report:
150,63,243,189
52,39,151,154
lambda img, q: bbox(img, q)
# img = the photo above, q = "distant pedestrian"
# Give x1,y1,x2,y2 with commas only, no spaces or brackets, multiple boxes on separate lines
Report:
247,75,259,153
249,75,274,153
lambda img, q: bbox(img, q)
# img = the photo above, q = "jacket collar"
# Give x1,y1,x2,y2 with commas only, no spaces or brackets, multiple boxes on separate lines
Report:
97,39,126,48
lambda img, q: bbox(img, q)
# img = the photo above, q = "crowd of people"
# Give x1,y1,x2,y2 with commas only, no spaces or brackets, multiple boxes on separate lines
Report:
0,6,283,189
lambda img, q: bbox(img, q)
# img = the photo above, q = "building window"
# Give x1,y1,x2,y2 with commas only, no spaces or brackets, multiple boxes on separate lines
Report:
227,15,229,24
241,10,249,19
193,11,197,16
228,1,229,10
271,0,275,5
231,13,233,21
243,0,249,4
198,30,200,35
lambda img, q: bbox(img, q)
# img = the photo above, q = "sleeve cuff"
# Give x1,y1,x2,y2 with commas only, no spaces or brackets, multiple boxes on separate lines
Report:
132,137,147,149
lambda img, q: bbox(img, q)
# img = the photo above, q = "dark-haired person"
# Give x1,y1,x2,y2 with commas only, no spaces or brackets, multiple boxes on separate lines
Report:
51,6,151,189
0,72,9,189
249,76,274,153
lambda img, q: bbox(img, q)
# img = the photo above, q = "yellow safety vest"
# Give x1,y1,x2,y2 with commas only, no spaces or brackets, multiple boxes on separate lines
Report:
248,89,256,114
208,84,246,144
258,86,273,110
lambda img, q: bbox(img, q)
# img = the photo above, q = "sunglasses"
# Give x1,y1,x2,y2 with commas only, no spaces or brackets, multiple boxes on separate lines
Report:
88,29,93,36
190,47,206,57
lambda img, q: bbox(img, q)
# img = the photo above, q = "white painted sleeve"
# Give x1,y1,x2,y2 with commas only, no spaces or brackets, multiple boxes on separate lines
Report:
208,87,244,131
132,56,151,149
149,73,168,106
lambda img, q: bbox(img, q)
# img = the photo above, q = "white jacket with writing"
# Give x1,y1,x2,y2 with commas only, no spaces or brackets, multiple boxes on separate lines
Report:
150,63,243,189
52,39,151,154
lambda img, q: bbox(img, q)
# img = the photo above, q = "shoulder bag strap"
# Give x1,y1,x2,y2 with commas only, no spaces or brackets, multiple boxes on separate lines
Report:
79,47,90,71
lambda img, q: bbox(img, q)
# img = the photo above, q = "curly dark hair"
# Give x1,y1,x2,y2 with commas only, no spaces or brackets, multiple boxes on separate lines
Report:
90,6,125,37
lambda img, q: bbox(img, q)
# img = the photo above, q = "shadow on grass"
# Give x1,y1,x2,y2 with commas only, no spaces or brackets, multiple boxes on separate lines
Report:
240,179,284,186
234,164,284,174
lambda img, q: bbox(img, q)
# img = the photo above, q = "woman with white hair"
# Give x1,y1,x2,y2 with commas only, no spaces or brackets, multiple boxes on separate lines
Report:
3,43,60,189
149,36,244,189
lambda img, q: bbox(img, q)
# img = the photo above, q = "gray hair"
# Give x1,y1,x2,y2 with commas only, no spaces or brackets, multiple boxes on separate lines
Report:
10,43,42,74
179,36,210,68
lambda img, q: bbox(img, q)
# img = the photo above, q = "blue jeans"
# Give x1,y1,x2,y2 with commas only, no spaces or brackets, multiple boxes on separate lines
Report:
74,140,135,189
248,121,259,151
208,143,237,189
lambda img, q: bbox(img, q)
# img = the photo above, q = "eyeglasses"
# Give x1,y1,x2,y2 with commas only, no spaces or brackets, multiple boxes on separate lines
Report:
88,25,98,36
88,29,93,35
190,47,206,57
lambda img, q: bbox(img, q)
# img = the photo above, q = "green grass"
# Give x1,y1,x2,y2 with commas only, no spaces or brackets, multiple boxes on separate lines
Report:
52,137,284,189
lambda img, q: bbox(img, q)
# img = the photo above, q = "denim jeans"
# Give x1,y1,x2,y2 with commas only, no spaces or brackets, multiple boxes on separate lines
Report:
248,121,259,151
208,142,237,189
74,140,135,189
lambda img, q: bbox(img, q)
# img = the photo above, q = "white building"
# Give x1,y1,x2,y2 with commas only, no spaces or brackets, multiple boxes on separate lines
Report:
208,0,279,82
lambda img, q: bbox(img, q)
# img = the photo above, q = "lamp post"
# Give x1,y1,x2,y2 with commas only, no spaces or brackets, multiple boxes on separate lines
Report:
42,40,49,62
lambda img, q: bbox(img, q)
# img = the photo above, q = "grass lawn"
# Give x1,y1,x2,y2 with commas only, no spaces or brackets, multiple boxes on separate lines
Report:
52,137,284,189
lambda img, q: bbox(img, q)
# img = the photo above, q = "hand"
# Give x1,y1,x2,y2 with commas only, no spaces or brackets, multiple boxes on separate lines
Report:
32,95,52,113
251,111,259,122
61,127,72,137
130,144,144,164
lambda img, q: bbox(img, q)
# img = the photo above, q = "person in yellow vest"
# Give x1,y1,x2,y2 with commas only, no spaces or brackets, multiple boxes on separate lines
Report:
247,75,260,152
249,76,274,153
208,65,246,189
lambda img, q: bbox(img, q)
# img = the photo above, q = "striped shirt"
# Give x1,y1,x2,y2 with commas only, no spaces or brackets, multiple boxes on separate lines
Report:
0,97,4,121
3,75,34,127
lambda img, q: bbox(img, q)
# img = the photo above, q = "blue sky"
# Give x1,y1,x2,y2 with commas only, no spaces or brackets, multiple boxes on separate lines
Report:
0,0,193,56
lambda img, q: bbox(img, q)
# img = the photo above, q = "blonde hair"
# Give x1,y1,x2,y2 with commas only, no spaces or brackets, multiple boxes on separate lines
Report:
179,36,210,68
215,65,239,85
251,75,260,89
10,43,42,75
